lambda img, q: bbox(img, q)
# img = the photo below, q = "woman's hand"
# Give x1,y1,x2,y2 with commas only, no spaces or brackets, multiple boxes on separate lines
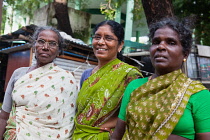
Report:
0,110,10,140
195,132,210,140
111,118,126,140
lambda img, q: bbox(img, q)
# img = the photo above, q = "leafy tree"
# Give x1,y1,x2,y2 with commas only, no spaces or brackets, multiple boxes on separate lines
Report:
5,0,50,21
0,0,6,34
1,0,91,36
1,0,50,33
100,0,125,20
100,0,144,22
100,0,173,26
173,0,210,46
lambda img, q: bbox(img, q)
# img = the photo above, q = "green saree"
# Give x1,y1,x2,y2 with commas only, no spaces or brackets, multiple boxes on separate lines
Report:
73,59,142,140
126,69,206,140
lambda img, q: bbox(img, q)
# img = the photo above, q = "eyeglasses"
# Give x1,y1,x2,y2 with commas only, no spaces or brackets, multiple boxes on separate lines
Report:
36,39,58,48
92,35,118,42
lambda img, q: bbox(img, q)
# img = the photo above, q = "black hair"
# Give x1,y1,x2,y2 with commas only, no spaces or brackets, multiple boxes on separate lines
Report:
93,20,124,45
32,26,63,53
26,24,38,32
148,17,193,55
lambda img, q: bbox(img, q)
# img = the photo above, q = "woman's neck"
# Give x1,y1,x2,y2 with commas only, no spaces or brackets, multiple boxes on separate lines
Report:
150,74,158,80
97,58,117,68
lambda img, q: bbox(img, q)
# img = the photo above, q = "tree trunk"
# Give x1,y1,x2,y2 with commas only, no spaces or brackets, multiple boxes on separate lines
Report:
0,0,3,34
53,0,73,36
141,0,174,26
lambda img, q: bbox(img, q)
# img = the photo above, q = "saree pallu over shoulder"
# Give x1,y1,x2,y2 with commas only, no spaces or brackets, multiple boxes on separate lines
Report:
73,59,142,140
4,63,78,140
126,69,206,140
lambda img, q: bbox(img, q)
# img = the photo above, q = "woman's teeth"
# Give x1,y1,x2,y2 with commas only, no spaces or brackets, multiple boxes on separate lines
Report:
97,48,107,51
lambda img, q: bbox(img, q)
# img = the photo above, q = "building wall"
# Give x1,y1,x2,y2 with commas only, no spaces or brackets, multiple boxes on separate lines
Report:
4,49,31,90
33,3,91,43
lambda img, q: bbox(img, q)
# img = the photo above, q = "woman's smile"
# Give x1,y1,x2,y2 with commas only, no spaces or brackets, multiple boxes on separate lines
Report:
96,48,108,51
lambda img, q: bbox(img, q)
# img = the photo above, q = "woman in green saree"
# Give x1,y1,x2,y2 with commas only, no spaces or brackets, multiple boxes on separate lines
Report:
112,17,210,140
73,20,142,139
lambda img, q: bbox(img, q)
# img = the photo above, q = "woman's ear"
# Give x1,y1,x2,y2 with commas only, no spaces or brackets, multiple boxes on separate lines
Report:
184,52,189,59
118,41,124,52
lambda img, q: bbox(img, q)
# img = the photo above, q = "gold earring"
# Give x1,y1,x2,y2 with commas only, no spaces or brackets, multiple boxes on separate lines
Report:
183,58,186,62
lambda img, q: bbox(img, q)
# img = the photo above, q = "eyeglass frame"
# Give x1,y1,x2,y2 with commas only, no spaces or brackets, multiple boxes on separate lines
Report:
92,35,119,42
35,39,59,49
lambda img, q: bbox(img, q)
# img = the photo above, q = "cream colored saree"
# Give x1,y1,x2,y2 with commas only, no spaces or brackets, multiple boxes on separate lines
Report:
4,63,78,140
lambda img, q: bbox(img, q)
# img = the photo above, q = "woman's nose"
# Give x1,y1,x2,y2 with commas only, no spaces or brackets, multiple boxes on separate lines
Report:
157,42,166,50
98,37,105,45
42,43,49,50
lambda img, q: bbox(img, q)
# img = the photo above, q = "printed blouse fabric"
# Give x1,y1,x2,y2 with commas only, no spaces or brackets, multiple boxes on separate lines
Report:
4,63,78,140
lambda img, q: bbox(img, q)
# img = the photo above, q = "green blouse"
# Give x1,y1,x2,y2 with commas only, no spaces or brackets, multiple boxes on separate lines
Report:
119,77,210,139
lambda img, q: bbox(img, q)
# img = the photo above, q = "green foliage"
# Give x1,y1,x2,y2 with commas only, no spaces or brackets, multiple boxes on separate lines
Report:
4,0,51,17
173,0,210,46
100,0,144,25
100,0,119,20
132,0,143,21
1,4,7,34
100,6,116,20
1,0,51,33
69,0,91,9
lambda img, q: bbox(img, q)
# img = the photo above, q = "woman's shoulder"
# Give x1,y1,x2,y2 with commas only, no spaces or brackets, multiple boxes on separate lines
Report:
83,68,93,73
13,67,29,76
126,77,149,91
191,89,210,99
189,89,210,106
14,67,29,72
81,68,93,77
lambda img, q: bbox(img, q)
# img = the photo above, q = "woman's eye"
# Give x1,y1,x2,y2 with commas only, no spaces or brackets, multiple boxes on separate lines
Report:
93,36,101,40
152,40,159,45
169,41,176,45
105,37,114,41
38,39,45,44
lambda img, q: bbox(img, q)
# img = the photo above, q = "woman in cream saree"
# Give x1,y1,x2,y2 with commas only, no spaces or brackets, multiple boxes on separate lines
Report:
0,26,78,140
4,63,77,140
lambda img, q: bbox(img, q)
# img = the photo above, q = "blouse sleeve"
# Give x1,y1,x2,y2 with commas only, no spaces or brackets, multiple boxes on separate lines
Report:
118,77,148,121
118,80,137,121
2,70,18,113
192,90,210,133
79,68,93,88
2,67,28,113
